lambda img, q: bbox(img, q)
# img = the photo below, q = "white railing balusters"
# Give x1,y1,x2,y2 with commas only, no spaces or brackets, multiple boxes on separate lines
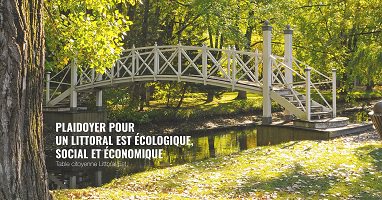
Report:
227,46,231,79
154,43,159,81
232,46,237,91
202,44,207,85
132,45,136,81
305,68,311,121
45,41,336,122
45,72,51,104
332,69,337,118
70,59,78,111
178,43,182,82
254,49,259,83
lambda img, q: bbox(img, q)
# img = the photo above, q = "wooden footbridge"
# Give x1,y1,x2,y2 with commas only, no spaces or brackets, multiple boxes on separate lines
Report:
44,21,337,124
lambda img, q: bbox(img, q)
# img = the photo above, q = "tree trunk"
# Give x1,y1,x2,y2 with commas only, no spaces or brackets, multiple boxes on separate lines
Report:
366,80,374,92
206,91,215,103
235,91,247,100
0,0,50,199
176,83,188,109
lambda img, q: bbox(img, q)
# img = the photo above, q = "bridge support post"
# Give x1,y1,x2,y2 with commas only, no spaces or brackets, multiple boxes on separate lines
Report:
332,69,337,118
284,25,293,86
202,44,207,85
284,25,294,121
262,20,272,125
305,68,311,121
154,42,159,81
254,49,259,83
45,71,51,105
96,73,103,111
70,60,78,112
96,90,103,111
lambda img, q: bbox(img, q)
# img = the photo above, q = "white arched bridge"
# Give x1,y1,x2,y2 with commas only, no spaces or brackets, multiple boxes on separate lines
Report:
45,23,337,124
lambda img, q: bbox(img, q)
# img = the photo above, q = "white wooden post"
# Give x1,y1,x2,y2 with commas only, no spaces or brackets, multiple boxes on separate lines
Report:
131,45,136,81
69,176,76,188
117,59,121,78
284,25,293,121
202,44,207,85
284,25,293,86
254,49,259,83
232,46,237,91
96,72,103,111
305,68,311,121
332,68,337,118
45,71,51,105
227,46,231,79
111,63,115,81
70,60,78,112
178,43,182,82
262,20,272,124
154,42,159,81
95,170,102,186
91,67,95,84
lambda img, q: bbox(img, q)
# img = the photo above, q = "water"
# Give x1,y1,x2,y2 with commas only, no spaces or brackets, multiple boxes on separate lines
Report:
48,104,376,189
48,127,257,189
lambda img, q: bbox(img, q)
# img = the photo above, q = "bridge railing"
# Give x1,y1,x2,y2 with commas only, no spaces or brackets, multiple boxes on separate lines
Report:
45,65,71,106
45,44,265,107
75,44,263,90
270,54,336,120
45,21,337,123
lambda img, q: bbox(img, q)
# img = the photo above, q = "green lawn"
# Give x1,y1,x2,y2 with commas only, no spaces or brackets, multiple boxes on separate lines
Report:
53,135,382,199
107,92,278,123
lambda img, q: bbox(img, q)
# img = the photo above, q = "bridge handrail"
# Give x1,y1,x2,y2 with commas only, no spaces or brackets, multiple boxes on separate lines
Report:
271,55,333,111
270,56,305,110
122,45,262,57
292,58,333,111
46,65,70,102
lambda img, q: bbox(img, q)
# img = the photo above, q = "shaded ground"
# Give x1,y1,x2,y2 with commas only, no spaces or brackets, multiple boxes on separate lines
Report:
53,130,382,199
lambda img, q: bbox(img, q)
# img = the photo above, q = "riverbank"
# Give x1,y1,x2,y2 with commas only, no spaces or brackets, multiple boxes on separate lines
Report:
53,130,381,199
110,91,380,135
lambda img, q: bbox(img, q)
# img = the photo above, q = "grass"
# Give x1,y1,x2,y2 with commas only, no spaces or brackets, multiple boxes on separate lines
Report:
107,87,382,124
108,92,283,123
53,137,382,199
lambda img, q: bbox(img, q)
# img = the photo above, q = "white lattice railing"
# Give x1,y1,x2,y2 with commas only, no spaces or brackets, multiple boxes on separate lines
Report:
270,55,336,120
45,44,265,106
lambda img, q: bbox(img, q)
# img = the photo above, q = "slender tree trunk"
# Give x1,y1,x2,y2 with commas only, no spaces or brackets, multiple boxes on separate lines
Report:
0,0,50,199
176,83,188,109
366,80,374,92
235,10,254,100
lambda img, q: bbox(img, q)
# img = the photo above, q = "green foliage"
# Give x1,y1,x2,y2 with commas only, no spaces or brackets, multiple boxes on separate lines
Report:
152,82,188,108
44,0,382,111
45,0,134,72
350,43,382,87
289,0,382,93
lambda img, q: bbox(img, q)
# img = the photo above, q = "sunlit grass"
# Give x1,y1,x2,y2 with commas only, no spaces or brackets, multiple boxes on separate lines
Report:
108,92,269,123
149,92,262,109
53,138,382,199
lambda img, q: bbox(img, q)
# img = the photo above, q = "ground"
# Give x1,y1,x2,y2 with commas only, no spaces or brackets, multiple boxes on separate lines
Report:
53,130,382,199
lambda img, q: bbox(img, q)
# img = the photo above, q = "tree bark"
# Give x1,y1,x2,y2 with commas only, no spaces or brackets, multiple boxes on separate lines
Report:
176,83,188,109
235,91,247,100
206,91,215,103
0,0,50,199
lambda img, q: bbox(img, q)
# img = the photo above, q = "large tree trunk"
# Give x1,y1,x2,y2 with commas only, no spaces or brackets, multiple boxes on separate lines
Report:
235,91,247,100
0,0,50,199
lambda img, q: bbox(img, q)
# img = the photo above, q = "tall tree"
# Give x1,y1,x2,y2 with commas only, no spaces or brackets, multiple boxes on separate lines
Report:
0,0,50,199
